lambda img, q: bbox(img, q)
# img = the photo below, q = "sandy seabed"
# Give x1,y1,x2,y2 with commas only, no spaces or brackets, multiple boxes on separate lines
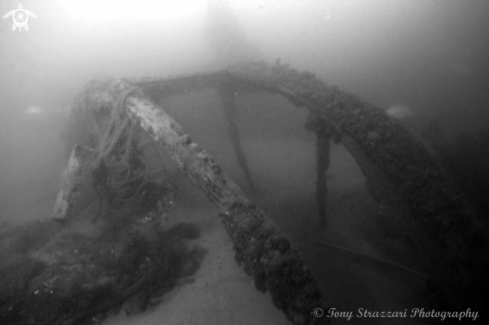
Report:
102,137,431,325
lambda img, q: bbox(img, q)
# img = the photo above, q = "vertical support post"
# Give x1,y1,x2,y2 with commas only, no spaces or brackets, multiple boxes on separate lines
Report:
218,82,256,192
316,130,331,229
305,111,335,229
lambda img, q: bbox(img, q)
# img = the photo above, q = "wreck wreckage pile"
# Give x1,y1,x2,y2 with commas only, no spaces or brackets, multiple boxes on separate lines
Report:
1,61,488,324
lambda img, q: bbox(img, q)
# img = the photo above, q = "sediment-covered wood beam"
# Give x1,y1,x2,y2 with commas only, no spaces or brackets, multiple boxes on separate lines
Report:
123,87,329,325
132,72,224,103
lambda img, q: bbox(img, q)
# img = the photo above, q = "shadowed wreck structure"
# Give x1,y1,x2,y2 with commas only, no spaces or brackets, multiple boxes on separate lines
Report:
1,60,488,324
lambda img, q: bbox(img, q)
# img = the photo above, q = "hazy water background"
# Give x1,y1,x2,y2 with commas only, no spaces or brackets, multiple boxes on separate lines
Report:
0,0,488,247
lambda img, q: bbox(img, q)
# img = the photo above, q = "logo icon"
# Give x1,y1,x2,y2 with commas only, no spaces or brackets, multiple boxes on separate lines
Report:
3,3,37,32
311,308,324,317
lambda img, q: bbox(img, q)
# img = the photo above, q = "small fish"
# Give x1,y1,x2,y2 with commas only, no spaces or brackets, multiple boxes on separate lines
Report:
385,104,413,120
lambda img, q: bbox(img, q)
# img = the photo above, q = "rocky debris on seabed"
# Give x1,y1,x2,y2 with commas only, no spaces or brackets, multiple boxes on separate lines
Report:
0,217,205,325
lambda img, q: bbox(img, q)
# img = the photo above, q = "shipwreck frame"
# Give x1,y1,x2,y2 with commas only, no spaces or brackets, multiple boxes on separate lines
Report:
50,60,489,323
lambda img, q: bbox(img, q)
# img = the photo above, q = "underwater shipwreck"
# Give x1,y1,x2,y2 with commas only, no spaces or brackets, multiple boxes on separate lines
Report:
1,60,489,325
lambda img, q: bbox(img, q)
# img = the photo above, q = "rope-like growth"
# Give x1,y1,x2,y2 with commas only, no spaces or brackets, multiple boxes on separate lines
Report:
90,87,167,217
